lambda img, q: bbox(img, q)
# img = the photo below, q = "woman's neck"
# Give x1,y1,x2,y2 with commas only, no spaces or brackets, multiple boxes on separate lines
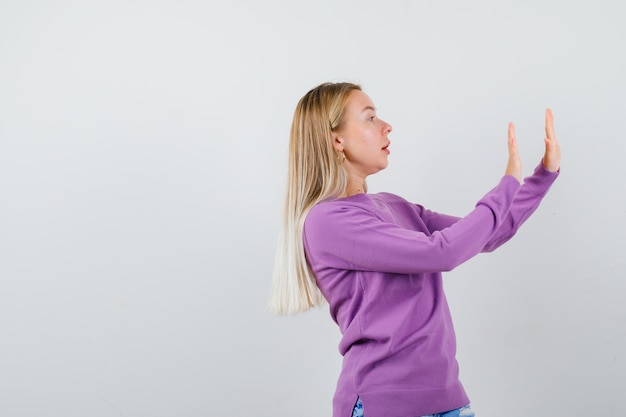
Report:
343,174,366,197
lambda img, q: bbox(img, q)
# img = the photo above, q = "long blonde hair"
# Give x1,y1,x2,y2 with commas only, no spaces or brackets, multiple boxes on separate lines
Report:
268,82,361,315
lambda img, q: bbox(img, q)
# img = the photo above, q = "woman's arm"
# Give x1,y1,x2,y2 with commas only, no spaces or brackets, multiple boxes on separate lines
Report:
483,109,561,250
304,174,521,275
421,109,560,250
421,161,558,250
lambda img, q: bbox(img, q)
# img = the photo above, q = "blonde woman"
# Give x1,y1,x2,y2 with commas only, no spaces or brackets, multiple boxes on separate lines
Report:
269,82,560,417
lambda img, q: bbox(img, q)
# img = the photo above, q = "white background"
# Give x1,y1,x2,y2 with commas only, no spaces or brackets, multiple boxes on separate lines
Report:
1,1,624,416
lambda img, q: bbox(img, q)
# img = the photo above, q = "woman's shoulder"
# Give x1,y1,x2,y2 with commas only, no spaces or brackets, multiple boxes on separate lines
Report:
315,192,408,208
307,192,414,222
375,192,412,205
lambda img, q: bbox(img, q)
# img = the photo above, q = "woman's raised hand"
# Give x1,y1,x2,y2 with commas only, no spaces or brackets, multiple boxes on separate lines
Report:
505,122,523,183
505,109,560,183
542,108,561,172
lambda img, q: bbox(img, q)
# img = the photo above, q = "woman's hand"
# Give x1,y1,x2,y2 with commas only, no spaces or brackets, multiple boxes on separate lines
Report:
505,122,522,183
542,108,561,172
505,109,560,182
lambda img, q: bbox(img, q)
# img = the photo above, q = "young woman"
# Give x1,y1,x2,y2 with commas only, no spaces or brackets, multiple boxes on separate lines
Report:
269,82,560,417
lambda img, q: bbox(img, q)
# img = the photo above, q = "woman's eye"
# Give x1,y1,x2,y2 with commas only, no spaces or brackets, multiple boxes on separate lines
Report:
368,116,376,121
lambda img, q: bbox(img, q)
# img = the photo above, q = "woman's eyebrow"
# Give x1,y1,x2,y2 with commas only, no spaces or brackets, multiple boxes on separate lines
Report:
361,106,376,112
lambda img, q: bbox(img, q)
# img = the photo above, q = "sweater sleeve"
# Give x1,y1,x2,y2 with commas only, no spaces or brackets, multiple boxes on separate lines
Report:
481,162,559,252
419,161,559,251
304,175,521,275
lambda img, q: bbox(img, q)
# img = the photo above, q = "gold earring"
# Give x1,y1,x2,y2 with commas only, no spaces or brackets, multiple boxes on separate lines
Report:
338,151,346,163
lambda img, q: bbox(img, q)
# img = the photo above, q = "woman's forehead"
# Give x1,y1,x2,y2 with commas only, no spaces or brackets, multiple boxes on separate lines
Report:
346,90,376,112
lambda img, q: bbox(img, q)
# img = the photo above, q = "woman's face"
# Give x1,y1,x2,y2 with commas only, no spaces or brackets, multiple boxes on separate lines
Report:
333,90,393,179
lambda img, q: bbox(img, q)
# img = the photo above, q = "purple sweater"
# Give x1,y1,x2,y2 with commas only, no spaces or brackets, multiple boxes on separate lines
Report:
303,163,559,417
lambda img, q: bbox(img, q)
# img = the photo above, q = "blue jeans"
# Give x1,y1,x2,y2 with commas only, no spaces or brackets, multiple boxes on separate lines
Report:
351,397,475,417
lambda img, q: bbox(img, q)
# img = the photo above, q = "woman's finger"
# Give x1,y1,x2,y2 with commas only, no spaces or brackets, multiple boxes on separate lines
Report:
508,122,516,148
505,122,522,182
542,108,561,172
545,108,557,142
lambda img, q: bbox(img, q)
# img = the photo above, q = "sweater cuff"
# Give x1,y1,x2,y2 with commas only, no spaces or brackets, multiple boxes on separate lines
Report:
536,160,561,177
522,160,560,197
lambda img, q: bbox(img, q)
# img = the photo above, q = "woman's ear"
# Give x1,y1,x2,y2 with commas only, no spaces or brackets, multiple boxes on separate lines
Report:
332,132,344,152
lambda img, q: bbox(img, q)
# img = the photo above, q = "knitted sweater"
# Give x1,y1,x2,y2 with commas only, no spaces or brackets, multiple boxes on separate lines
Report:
303,163,559,417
